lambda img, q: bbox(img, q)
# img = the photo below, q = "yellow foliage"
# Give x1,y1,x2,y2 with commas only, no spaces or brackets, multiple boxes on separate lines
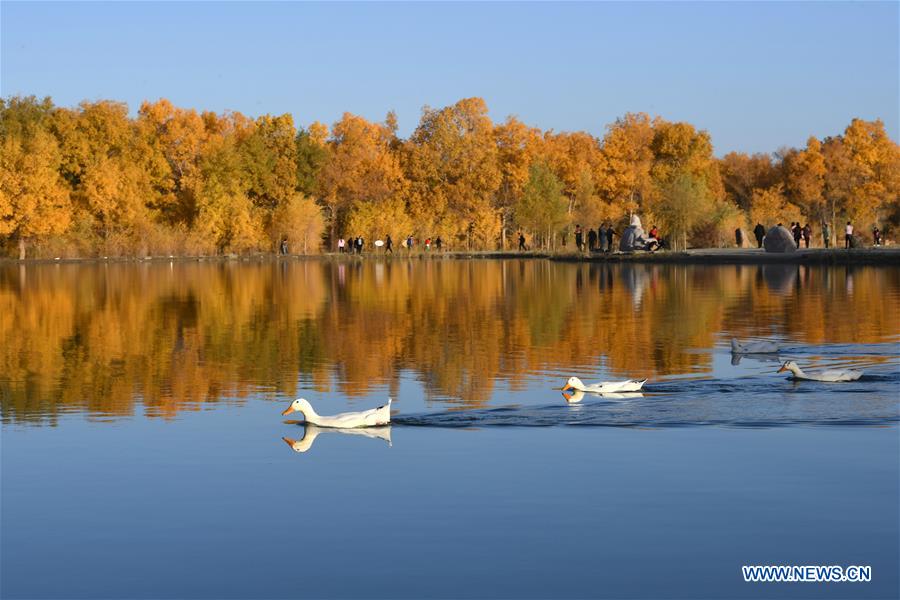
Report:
271,193,325,254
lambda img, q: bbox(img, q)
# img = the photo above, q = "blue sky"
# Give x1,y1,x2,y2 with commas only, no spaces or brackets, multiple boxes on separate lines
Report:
2,1,897,154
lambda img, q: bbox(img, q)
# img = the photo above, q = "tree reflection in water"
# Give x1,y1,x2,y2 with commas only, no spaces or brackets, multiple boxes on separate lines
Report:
1,260,897,424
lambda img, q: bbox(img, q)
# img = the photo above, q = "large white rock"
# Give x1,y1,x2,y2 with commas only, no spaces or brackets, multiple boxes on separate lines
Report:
764,226,797,253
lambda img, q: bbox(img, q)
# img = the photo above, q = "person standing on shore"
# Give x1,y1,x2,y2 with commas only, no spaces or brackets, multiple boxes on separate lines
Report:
587,228,597,252
406,235,414,251
599,223,608,252
436,237,442,251
385,235,393,254
802,223,811,248
791,222,802,247
606,225,616,252
338,238,345,253
845,222,853,249
734,228,743,247
518,232,527,251
575,225,584,252
753,223,765,248
872,226,881,246
822,222,831,248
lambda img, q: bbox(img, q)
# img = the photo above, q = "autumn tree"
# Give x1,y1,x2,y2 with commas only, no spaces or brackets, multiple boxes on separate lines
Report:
270,193,325,254
404,98,501,248
749,183,801,228
193,133,263,253
719,152,779,213
597,112,657,215
137,99,207,226
319,113,405,247
0,101,71,258
494,116,543,248
784,136,826,220
840,118,900,226
52,101,162,250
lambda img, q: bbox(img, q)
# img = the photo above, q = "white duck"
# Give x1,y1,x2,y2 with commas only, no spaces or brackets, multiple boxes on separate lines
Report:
281,398,391,427
777,360,863,382
282,425,392,453
731,338,780,354
562,389,644,403
560,376,646,394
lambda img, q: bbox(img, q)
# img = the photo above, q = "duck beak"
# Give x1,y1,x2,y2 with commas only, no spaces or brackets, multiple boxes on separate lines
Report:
560,384,572,391
777,365,787,373
281,406,295,416
282,437,297,448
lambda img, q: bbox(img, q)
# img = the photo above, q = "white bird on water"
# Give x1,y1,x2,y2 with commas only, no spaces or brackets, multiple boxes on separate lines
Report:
777,360,863,382
560,376,646,394
731,338,780,354
281,398,392,427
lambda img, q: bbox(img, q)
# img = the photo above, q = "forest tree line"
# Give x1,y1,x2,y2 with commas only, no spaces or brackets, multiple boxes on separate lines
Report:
1,95,898,258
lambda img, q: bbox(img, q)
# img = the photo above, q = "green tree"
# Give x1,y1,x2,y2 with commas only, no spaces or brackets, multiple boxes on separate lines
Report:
517,163,568,249
655,173,712,250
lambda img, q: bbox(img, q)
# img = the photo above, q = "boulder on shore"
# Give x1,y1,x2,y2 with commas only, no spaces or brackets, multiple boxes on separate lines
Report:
764,226,797,253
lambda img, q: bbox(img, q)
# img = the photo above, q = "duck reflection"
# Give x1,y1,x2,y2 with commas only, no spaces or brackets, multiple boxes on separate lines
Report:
730,352,783,366
281,423,393,453
562,389,644,403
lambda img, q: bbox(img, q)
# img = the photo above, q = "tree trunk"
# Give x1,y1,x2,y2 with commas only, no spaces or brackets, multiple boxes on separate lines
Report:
18,237,26,260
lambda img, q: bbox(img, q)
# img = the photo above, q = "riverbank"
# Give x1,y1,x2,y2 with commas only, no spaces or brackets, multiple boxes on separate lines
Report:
4,247,900,266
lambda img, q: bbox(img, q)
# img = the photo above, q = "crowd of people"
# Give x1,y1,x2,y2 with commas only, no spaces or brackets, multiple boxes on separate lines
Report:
571,223,633,253
329,220,886,256
746,220,885,250
336,234,444,254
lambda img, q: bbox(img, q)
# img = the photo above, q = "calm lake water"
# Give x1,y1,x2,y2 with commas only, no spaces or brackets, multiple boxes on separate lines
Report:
2,259,899,598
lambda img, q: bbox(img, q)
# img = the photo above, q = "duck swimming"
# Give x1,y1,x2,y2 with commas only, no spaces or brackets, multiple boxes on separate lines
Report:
777,360,863,382
560,376,646,394
281,398,392,427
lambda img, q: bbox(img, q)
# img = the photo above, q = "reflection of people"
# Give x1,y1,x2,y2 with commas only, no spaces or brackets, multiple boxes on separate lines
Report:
753,223,765,248
845,222,853,249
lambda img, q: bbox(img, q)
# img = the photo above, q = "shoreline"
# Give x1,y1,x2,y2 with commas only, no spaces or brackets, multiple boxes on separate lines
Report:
3,247,899,266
